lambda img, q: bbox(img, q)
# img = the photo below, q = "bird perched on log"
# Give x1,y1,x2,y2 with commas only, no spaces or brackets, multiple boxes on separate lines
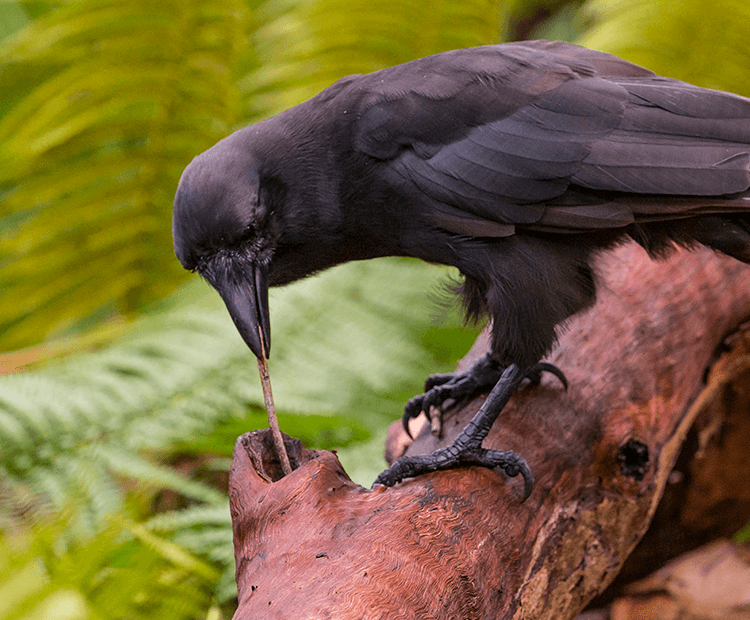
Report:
173,40,750,497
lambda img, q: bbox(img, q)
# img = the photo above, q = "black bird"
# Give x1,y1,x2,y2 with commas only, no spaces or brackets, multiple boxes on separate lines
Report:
173,40,750,495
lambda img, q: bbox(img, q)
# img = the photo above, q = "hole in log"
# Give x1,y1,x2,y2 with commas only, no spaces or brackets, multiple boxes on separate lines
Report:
239,429,309,482
617,438,650,480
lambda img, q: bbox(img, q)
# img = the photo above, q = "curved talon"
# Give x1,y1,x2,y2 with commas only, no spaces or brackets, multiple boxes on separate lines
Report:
402,394,432,438
530,362,568,389
467,447,534,501
402,414,413,439
402,355,507,435
518,462,535,501
522,361,567,391
491,454,534,501
401,374,467,438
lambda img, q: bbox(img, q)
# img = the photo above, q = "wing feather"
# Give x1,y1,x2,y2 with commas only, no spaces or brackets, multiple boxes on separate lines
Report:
390,77,626,224
353,42,750,234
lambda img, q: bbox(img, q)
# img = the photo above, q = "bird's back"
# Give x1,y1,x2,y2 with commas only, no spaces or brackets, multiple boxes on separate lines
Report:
312,41,750,263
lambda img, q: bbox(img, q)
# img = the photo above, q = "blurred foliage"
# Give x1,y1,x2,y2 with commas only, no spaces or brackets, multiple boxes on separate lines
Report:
0,508,220,620
244,0,503,118
0,257,480,606
0,258,473,511
0,4,29,40
579,0,750,96
2,0,750,616
0,0,246,350
500,0,583,42
0,0,505,353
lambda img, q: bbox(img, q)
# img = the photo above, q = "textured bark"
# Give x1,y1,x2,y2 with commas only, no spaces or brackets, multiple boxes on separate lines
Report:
584,540,750,620
229,244,750,620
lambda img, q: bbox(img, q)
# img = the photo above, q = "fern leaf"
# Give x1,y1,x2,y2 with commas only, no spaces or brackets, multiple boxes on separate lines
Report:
0,0,246,350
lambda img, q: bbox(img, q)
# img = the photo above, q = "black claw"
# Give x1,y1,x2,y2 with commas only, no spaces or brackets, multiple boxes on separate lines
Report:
523,362,567,390
402,415,413,439
402,402,418,437
401,353,507,431
472,446,535,501
518,462,535,501
392,360,561,497
402,393,432,438
378,364,537,500
424,372,455,391
496,456,534,501
534,362,568,389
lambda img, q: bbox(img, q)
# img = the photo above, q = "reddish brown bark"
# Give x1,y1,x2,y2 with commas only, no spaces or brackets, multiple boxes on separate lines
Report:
229,244,750,619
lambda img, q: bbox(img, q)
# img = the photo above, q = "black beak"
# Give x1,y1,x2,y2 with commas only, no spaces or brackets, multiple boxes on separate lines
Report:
213,262,271,359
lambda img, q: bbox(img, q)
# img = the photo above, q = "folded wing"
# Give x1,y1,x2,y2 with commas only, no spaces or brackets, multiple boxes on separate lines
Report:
355,42,750,236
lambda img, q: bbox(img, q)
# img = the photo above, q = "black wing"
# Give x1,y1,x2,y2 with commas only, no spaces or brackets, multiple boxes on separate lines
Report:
353,41,750,236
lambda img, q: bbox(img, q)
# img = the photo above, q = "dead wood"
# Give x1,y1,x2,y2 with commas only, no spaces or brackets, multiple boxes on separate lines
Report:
229,243,750,620
584,540,750,620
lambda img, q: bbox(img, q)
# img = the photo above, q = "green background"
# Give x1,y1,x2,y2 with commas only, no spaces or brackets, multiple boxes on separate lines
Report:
1,0,749,617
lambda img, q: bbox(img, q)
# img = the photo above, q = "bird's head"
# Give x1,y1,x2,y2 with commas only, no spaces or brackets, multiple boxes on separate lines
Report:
173,137,274,359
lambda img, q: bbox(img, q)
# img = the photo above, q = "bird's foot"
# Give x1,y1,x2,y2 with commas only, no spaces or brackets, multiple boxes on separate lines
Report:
402,353,503,437
378,364,536,499
374,444,534,499
402,354,566,438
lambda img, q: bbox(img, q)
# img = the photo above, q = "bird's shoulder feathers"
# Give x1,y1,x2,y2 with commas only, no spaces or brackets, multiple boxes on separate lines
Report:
325,41,750,236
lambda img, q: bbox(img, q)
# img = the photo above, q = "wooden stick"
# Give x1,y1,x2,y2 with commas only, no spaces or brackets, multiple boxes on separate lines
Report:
256,326,292,476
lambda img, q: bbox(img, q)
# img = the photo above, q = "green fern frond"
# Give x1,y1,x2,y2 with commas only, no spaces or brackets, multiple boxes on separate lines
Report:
0,0,246,350
122,518,222,582
146,505,234,602
1,257,476,604
0,510,217,620
0,258,477,518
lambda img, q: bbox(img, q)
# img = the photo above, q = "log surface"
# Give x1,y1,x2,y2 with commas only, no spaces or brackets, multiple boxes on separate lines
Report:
229,244,750,620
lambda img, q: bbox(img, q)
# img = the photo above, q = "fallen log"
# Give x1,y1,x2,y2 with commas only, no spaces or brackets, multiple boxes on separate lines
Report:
582,539,750,620
229,244,750,619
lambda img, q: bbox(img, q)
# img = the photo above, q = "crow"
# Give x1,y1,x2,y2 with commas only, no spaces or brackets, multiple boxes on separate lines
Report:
173,40,750,496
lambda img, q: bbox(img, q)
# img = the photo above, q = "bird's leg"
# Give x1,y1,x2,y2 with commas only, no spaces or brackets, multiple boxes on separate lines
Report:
402,352,566,437
375,364,536,498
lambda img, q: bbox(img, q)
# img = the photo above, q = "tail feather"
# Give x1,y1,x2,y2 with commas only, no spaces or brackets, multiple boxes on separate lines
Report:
688,214,750,263
631,213,750,263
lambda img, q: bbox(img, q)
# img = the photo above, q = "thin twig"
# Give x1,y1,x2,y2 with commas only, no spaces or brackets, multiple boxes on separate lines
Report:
256,326,292,476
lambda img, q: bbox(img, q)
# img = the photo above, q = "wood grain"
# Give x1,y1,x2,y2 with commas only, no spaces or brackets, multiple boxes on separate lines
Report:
229,244,750,619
